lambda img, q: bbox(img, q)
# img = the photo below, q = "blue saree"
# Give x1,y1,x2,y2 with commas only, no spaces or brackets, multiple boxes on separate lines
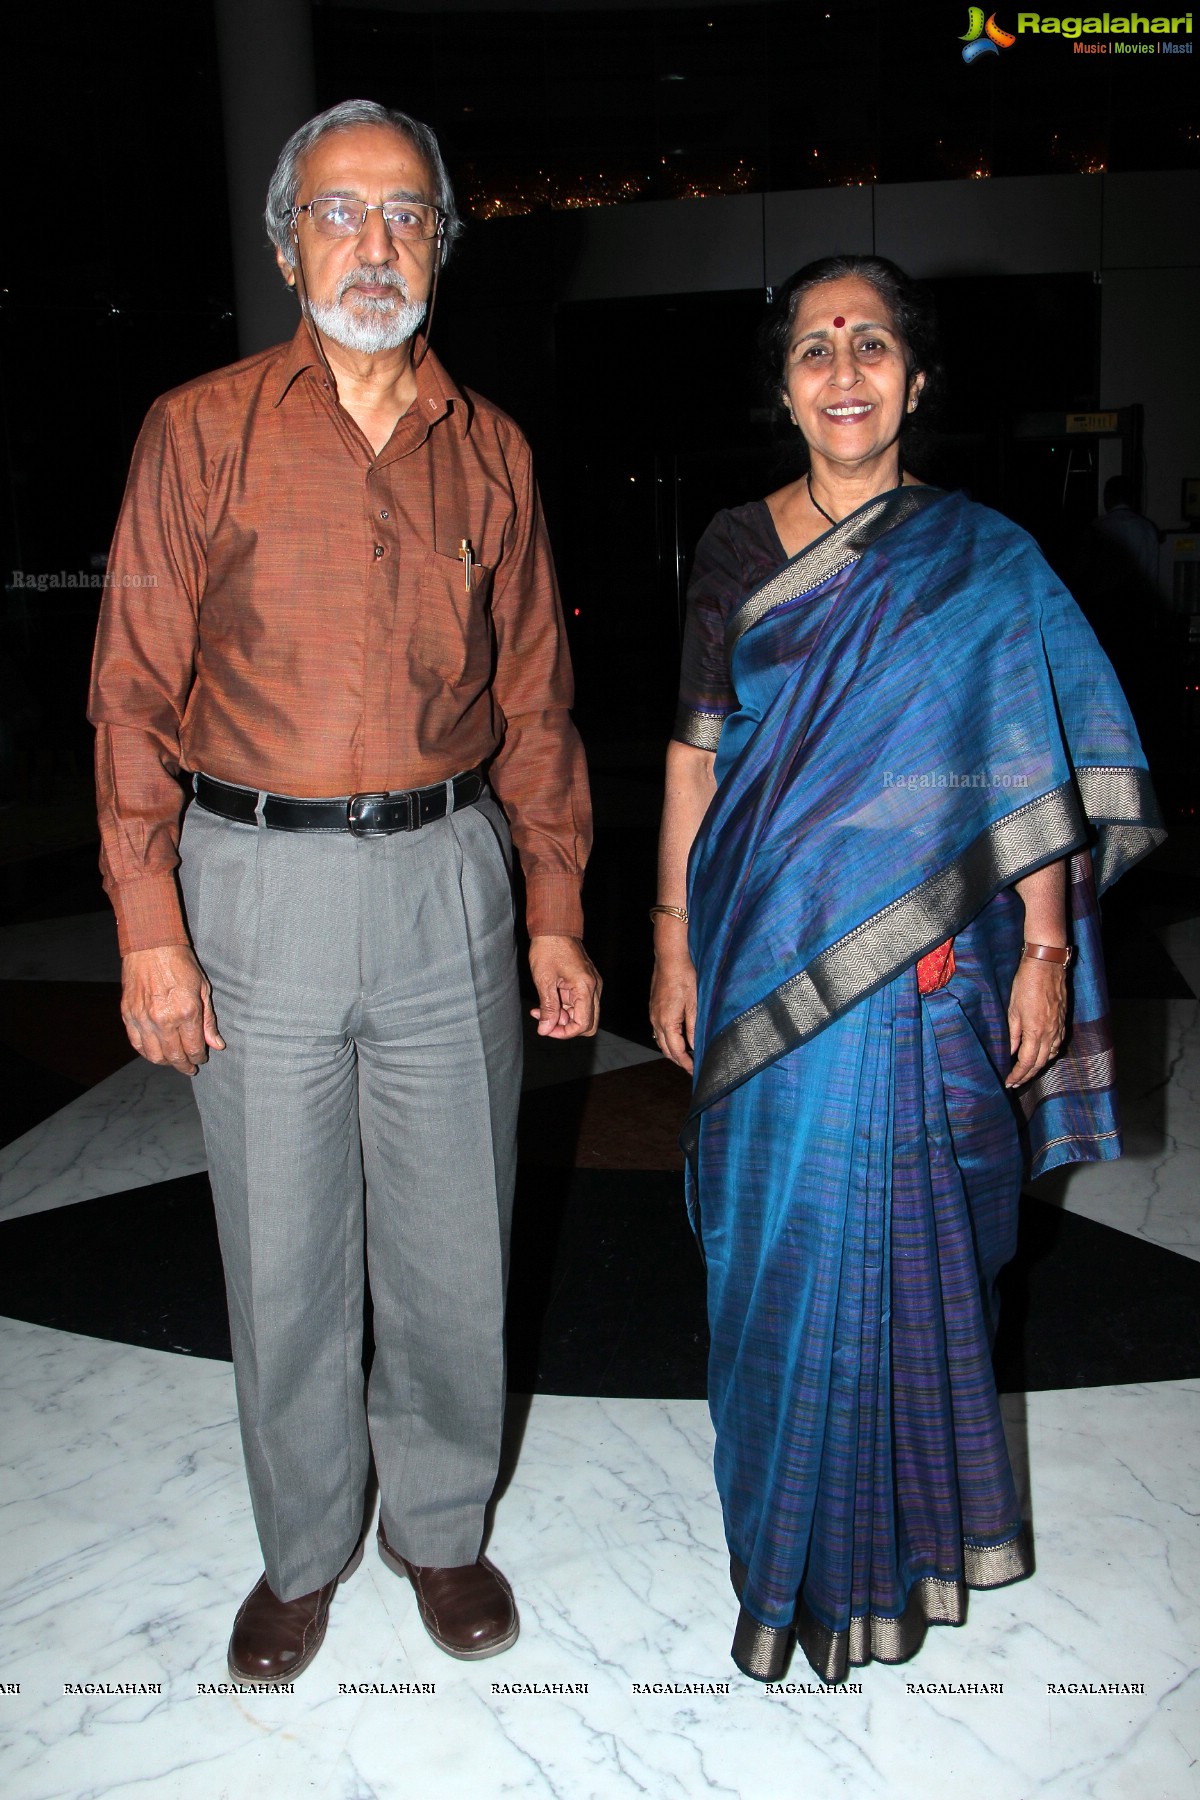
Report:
677,487,1163,1684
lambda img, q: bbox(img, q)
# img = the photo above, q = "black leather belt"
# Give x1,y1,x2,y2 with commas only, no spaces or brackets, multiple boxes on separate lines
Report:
192,768,485,837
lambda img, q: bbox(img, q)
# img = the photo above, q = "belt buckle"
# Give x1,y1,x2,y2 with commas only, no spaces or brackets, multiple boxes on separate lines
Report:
347,791,399,837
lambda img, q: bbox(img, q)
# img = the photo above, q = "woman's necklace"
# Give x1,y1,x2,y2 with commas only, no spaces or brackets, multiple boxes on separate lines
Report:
806,473,839,528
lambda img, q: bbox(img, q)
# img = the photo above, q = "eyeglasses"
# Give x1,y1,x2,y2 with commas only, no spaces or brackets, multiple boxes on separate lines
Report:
290,196,444,242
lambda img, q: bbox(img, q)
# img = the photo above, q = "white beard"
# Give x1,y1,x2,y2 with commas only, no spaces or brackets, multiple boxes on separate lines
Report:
305,271,427,353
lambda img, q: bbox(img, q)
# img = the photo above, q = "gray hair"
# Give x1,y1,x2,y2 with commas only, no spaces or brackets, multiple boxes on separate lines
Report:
265,98,463,267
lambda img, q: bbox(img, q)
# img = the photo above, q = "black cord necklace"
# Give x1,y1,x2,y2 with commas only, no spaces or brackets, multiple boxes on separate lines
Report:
806,472,839,528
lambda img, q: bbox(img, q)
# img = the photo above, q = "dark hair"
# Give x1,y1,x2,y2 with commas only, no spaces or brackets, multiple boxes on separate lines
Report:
1103,474,1139,512
760,254,943,449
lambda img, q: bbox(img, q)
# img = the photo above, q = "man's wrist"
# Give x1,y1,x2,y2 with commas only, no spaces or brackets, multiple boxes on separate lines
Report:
111,872,188,957
523,869,584,942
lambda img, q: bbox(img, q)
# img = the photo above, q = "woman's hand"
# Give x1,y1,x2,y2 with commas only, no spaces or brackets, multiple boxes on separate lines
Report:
1005,957,1068,1088
649,741,716,1077
650,941,698,1072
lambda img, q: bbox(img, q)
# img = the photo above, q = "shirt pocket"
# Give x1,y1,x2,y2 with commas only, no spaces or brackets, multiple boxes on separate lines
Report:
415,549,495,687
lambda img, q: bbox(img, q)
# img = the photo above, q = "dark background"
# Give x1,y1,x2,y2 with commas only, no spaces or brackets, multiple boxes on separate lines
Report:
0,0,1197,1398
1,0,1197,889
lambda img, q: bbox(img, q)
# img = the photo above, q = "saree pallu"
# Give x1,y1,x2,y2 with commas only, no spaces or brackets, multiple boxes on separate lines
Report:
683,488,1163,1684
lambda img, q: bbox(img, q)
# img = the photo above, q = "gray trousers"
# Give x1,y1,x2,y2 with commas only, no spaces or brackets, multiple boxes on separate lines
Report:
179,793,522,1602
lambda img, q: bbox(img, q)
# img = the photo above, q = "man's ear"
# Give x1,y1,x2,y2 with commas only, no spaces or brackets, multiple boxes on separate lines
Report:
276,243,297,289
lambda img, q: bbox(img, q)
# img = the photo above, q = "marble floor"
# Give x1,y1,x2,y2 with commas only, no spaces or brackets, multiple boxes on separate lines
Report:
1,858,1198,1799
2,1317,1196,1800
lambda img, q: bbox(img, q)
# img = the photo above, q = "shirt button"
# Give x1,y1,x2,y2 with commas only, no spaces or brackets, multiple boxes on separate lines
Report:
373,545,385,558
379,510,389,520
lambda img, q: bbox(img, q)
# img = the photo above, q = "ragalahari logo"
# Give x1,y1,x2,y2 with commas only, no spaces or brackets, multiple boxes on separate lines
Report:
961,7,1017,57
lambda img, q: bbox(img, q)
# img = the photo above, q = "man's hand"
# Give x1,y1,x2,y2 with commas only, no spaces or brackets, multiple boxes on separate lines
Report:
528,935,601,1039
121,945,225,1076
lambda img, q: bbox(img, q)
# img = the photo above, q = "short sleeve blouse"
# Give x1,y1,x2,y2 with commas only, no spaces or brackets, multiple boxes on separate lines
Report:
672,500,786,750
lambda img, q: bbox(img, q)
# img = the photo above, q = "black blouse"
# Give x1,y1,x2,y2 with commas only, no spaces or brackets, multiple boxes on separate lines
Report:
672,500,787,751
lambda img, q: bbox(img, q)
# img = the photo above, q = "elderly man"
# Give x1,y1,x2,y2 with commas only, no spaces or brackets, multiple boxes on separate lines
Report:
89,99,599,1683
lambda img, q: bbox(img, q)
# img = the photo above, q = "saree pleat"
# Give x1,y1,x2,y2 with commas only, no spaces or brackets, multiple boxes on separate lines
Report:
702,910,1030,1684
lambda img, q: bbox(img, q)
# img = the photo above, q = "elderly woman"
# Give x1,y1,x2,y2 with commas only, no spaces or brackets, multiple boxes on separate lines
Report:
650,255,1162,1685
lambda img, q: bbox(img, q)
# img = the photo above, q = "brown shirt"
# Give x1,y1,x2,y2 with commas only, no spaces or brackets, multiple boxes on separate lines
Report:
89,326,591,955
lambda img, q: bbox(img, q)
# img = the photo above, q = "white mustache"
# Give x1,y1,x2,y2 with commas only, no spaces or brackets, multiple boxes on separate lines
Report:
336,267,409,305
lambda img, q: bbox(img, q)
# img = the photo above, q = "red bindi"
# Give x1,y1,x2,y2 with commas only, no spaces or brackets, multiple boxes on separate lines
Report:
832,315,846,328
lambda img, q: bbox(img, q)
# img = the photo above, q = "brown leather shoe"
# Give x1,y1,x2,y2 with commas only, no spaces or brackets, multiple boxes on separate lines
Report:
377,1522,519,1659
227,1539,363,1685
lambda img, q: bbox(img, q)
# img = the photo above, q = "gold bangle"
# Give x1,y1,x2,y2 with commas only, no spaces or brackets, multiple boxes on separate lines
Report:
1023,941,1073,966
649,904,689,925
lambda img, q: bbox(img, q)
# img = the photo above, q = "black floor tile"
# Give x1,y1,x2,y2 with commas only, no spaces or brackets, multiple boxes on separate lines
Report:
507,1168,708,1397
0,1051,85,1152
0,1174,231,1358
994,1193,1200,1392
2,1170,1197,1400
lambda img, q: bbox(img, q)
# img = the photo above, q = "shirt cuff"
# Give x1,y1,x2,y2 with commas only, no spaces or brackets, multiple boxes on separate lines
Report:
110,873,190,957
525,870,585,940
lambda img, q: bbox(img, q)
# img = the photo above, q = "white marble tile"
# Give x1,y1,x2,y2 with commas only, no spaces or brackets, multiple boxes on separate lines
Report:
0,1317,1195,1800
0,1057,206,1225
520,1018,658,1090
0,912,122,984
1033,998,1200,1262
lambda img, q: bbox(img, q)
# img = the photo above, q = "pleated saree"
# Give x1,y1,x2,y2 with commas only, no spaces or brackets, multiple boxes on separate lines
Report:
674,487,1163,1683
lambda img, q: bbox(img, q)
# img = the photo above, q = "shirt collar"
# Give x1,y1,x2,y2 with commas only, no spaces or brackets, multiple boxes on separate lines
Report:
270,321,324,407
270,321,470,437
411,344,469,437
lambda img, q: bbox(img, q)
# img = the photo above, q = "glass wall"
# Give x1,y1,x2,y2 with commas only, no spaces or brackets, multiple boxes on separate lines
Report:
317,0,1199,217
